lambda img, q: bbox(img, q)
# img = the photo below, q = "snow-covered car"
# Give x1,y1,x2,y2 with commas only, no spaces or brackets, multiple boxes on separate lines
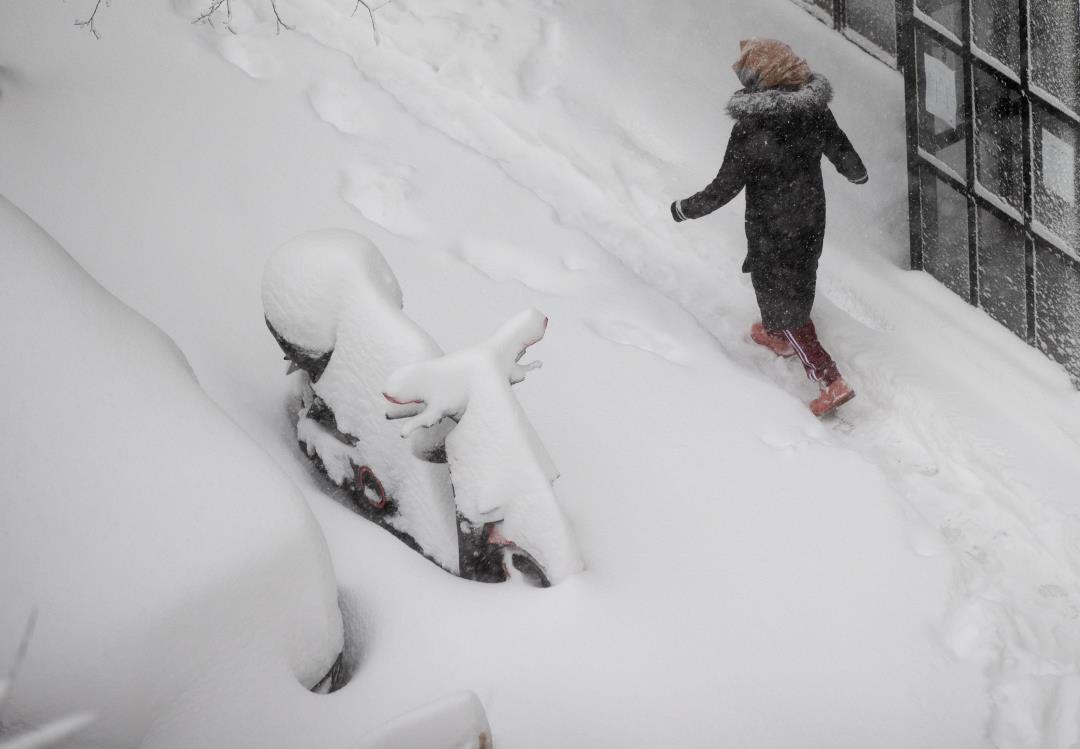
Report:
0,198,490,749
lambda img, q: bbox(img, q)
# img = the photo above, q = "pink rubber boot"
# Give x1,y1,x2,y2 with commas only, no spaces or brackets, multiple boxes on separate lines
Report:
782,321,855,417
750,322,795,357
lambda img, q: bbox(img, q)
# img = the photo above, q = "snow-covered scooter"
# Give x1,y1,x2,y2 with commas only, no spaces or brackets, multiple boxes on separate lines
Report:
264,230,581,587
262,230,460,574
384,309,583,587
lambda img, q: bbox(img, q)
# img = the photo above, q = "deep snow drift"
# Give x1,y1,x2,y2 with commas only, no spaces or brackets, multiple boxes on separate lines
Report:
3,0,1080,747
0,195,343,745
0,197,492,749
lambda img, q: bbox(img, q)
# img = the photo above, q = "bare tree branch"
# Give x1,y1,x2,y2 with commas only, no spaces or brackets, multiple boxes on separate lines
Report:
353,0,396,45
194,0,227,26
195,0,291,34
268,0,293,34
80,0,381,40
75,0,109,39
193,0,237,34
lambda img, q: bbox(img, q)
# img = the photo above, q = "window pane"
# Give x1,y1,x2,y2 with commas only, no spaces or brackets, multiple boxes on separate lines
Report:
917,33,967,177
972,0,1021,72
977,207,1027,337
800,0,834,18
846,0,897,56
917,0,962,36
921,169,971,297
1033,105,1080,257
1035,245,1080,383
1031,0,1080,114
974,69,1024,208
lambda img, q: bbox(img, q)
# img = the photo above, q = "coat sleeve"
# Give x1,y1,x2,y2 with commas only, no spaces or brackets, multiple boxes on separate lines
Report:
821,108,868,184
671,122,749,222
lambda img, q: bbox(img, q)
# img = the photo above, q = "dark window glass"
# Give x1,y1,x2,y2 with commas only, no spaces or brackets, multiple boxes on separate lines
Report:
1032,105,1080,256
972,0,1021,72
1031,0,1080,114
916,0,963,36
916,33,968,177
921,169,971,297
977,207,1028,337
974,69,1024,209
805,0,834,17
846,0,897,56
1035,245,1080,383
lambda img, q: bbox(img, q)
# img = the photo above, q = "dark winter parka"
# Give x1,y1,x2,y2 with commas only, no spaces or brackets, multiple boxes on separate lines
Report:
672,74,867,329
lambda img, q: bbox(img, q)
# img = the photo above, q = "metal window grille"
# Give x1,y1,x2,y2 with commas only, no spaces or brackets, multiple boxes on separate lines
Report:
900,0,1080,384
792,0,1080,384
791,0,901,66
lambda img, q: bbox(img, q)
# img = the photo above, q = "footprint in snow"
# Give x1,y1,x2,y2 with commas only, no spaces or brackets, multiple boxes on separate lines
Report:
1038,583,1068,599
517,16,562,99
754,423,816,450
585,318,690,366
1054,410,1080,449
908,526,950,557
451,238,581,296
339,162,427,237
862,420,940,476
215,34,279,80
308,80,376,137
819,274,894,332
561,250,596,273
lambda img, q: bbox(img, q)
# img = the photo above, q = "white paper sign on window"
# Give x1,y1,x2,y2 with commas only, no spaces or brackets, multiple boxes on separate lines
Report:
1042,128,1076,204
924,53,957,128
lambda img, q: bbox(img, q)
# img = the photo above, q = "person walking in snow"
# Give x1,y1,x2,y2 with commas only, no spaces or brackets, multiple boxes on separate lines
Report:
670,38,867,417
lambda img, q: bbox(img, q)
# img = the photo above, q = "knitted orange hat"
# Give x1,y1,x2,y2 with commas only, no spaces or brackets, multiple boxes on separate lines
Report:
732,38,812,89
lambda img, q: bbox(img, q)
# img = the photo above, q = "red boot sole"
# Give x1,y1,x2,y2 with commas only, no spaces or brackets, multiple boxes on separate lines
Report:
811,388,855,417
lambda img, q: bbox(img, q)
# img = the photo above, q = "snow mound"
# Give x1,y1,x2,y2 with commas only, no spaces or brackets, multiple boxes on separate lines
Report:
262,229,458,571
0,196,343,747
386,308,583,585
353,692,491,749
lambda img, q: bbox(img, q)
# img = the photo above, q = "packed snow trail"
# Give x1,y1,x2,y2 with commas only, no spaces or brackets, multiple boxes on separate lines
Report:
3,0,1080,747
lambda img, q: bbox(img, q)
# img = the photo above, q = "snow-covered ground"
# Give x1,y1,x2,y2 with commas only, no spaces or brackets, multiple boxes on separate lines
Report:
3,0,1080,747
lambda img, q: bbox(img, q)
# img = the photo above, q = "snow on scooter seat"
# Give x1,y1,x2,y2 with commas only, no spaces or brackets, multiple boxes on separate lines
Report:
261,229,459,572
385,308,584,585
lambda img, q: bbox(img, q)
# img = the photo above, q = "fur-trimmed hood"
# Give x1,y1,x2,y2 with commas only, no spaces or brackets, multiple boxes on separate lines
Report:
733,38,812,89
726,74,833,120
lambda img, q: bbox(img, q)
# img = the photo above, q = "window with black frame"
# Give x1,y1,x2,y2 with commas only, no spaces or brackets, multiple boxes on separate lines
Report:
790,0,900,64
900,0,1080,383
846,0,899,58
915,31,967,178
